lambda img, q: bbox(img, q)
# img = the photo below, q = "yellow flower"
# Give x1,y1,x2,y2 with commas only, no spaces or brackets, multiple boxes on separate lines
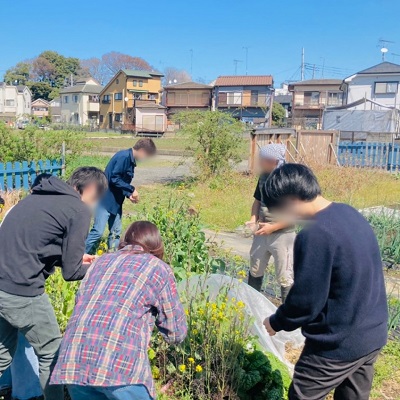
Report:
236,301,245,309
188,357,195,364
238,270,247,279
185,309,189,316
97,249,104,256
195,365,203,373
211,303,217,310
178,364,186,372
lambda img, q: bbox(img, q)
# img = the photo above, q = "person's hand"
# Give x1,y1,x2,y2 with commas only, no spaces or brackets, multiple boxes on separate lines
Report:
129,190,140,203
82,254,95,264
263,317,276,336
255,222,276,236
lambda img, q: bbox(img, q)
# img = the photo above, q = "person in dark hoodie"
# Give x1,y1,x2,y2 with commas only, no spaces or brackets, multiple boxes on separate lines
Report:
0,167,107,400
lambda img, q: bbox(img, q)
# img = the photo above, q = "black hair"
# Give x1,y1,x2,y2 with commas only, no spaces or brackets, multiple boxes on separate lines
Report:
0,196,4,206
67,167,108,196
32,173,52,189
264,163,321,209
133,138,157,155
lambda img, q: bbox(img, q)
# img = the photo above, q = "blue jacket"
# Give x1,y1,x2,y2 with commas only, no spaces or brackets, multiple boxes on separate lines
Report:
100,149,136,215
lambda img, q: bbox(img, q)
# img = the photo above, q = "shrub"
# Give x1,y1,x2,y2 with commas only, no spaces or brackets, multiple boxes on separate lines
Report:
174,111,245,178
149,282,290,399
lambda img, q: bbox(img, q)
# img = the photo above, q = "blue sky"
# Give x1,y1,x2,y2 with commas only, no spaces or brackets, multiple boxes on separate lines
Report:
1,0,399,85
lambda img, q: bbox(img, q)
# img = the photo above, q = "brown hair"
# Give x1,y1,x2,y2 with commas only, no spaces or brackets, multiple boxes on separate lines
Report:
133,138,157,155
119,221,164,259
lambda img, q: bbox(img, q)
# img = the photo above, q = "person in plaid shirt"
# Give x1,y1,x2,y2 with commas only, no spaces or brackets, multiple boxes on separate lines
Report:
51,221,187,400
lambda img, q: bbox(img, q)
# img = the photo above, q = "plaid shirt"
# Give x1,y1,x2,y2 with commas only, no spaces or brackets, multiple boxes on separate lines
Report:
51,246,187,397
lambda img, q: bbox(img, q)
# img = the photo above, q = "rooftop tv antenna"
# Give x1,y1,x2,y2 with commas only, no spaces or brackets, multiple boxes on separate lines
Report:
233,59,243,75
378,38,394,61
392,53,400,62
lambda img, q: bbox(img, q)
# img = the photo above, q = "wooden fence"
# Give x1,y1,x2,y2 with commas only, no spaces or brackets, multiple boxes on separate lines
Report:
0,160,63,191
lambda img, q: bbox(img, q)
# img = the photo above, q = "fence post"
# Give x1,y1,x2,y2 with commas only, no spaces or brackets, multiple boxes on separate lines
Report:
61,141,66,177
249,131,257,175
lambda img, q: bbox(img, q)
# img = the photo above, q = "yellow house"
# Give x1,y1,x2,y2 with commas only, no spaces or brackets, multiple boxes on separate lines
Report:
99,69,164,130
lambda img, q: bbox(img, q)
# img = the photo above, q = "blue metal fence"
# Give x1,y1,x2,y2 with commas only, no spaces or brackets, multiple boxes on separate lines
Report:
338,141,400,171
0,160,63,191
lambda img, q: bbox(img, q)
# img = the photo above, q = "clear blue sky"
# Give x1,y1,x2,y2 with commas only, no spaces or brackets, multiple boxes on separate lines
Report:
1,0,399,85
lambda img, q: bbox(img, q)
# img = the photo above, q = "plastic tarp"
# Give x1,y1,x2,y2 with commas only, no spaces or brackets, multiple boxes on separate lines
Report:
179,274,304,370
322,109,399,133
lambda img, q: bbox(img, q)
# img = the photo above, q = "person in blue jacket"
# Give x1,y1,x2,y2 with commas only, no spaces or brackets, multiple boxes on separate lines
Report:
85,139,157,254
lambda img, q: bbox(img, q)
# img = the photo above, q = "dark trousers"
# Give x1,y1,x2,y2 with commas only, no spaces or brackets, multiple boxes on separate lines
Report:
289,348,381,400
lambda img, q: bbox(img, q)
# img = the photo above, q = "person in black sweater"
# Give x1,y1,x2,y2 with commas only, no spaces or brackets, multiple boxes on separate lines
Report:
262,164,388,400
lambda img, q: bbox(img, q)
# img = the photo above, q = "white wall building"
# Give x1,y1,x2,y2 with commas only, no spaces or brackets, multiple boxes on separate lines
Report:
342,62,400,110
60,78,102,126
0,83,31,123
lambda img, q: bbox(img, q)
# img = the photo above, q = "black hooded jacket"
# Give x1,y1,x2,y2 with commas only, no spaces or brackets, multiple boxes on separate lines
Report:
0,176,91,297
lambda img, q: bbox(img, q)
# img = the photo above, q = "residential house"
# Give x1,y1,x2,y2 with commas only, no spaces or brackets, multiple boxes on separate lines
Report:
31,98,50,119
213,75,274,125
49,97,61,123
289,79,343,129
99,69,164,131
0,83,31,125
163,81,213,120
341,62,400,110
60,78,102,126
274,94,292,118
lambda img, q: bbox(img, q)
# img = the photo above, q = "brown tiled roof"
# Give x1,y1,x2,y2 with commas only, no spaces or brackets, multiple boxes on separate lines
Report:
215,75,273,87
164,81,213,90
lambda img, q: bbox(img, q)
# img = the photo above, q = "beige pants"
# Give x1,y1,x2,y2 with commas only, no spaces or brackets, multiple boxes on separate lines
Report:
250,231,295,287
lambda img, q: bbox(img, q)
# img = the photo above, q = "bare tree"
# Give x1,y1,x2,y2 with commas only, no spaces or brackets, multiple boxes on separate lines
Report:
163,67,192,86
101,51,152,75
80,58,109,85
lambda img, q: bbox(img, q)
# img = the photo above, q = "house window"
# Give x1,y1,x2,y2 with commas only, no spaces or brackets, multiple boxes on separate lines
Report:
73,95,78,103
375,82,398,94
100,115,104,123
227,92,242,105
5,99,15,106
251,90,259,106
116,78,119,84
115,113,122,122
133,93,142,100
139,80,143,87
327,92,343,106
63,96,69,104
133,80,137,86
103,95,111,103
114,92,123,100
89,95,99,103
304,91,320,105
148,94,156,100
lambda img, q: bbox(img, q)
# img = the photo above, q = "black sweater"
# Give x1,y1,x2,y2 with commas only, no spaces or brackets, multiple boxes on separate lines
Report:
270,203,388,361
0,177,91,297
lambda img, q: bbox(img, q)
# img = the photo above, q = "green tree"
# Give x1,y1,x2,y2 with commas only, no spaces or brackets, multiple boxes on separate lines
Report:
175,110,245,177
271,102,286,127
4,62,31,85
27,82,53,101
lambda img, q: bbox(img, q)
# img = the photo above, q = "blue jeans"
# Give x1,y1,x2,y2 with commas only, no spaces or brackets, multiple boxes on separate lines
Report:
0,333,42,399
85,205,122,254
68,384,153,400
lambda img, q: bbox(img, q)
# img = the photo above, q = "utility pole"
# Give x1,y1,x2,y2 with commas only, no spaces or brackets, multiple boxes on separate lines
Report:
233,59,243,75
243,46,250,75
70,73,73,86
312,64,316,79
301,48,305,81
189,49,193,77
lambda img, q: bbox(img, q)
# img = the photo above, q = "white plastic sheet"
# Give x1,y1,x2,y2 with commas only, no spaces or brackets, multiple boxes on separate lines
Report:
179,274,304,369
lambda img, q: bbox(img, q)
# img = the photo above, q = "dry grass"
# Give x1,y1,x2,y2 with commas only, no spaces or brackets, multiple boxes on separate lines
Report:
0,191,23,221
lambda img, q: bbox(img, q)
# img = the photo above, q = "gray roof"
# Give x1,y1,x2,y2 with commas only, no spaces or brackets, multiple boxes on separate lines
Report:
290,79,343,86
60,83,103,94
357,61,400,74
164,81,213,90
122,69,164,78
274,94,291,104
136,103,166,109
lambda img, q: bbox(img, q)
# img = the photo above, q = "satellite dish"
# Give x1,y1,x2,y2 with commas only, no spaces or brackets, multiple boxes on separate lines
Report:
124,97,129,102
168,80,172,84
381,47,388,53
173,79,177,83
